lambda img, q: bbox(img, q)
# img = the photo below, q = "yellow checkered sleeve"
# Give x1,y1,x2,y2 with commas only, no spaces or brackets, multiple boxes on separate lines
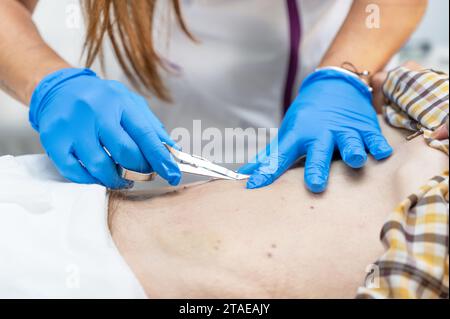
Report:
356,67,449,299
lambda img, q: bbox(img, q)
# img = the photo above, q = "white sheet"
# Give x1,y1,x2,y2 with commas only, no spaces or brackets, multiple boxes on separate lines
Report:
0,155,146,299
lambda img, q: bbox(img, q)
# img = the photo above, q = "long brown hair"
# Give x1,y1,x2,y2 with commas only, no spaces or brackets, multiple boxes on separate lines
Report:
82,0,192,102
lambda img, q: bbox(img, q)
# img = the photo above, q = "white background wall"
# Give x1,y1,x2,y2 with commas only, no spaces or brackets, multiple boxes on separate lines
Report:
411,0,449,46
1,0,449,156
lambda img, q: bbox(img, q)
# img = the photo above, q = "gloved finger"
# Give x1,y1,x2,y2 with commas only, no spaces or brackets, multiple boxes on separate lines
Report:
238,162,261,175
108,80,178,149
40,132,99,185
128,92,181,150
75,139,129,189
335,130,367,169
362,131,393,161
100,125,152,173
237,146,270,175
304,133,334,193
121,110,181,186
50,149,98,185
246,133,303,189
143,111,180,150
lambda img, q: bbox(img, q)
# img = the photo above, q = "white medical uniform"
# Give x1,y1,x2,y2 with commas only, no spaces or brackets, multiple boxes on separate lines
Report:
104,0,353,144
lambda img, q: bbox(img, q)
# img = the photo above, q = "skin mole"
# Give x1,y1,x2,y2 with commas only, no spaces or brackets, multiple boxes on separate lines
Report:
267,244,277,258
213,239,221,251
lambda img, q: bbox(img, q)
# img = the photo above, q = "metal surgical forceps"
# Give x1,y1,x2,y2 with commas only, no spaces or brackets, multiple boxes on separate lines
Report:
118,144,250,182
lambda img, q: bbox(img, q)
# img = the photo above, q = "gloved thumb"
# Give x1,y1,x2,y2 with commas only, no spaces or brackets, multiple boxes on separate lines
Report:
246,134,302,189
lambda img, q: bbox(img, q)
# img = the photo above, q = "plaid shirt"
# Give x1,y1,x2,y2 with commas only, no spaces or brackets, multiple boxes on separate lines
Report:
356,67,449,299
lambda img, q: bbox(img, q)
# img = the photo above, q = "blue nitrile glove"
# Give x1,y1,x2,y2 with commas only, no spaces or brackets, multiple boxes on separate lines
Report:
29,68,181,189
239,68,393,193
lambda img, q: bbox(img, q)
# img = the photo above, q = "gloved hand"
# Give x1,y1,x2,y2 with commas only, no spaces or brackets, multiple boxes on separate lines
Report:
30,68,181,189
239,68,393,193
